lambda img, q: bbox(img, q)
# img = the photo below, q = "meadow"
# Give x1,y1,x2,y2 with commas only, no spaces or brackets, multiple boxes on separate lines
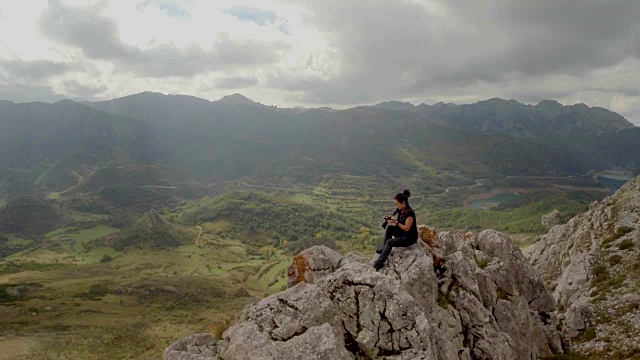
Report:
0,171,620,359
0,223,298,360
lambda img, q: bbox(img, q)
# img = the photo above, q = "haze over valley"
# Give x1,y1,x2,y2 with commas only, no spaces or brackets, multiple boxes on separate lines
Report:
2,1,640,359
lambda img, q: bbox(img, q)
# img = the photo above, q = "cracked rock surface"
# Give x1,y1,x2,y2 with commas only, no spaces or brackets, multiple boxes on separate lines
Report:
528,176,640,358
166,230,567,359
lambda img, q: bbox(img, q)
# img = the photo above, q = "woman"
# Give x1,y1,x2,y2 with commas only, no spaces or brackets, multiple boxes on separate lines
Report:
373,189,418,271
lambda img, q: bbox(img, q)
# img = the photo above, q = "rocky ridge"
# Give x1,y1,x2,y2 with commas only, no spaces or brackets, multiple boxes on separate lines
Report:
528,176,640,358
165,229,568,359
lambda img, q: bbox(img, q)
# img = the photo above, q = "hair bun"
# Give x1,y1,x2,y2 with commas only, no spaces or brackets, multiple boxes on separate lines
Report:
403,189,411,197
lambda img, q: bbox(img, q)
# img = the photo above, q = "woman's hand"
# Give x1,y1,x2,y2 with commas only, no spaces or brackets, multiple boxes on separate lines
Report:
388,219,398,226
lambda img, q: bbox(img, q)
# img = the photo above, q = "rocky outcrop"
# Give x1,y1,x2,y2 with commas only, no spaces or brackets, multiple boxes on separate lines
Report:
541,209,562,229
139,209,174,231
166,229,567,360
164,334,219,360
528,176,640,357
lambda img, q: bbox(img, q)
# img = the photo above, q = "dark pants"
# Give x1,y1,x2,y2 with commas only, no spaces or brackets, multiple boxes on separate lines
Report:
374,225,416,266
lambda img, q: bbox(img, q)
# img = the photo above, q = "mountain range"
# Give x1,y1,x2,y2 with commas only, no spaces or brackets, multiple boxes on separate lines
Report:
0,93,638,200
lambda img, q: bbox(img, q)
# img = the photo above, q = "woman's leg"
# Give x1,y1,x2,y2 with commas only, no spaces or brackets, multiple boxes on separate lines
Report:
374,236,416,269
377,225,399,253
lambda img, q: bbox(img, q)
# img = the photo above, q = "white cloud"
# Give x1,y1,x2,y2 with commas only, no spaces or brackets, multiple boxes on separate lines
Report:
0,0,638,126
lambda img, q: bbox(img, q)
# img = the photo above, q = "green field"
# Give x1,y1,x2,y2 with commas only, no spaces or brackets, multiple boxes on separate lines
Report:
428,190,605,234
0,228,294,360
0,174,616,360
470,193,522,209
286,192,314,204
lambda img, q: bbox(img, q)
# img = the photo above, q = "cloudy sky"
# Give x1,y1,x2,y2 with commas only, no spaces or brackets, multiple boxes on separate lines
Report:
1,0,640,124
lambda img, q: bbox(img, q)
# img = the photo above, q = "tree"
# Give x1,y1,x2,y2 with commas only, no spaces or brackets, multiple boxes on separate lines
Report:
315,230,333,240
260,246,277,259
358,226,372,245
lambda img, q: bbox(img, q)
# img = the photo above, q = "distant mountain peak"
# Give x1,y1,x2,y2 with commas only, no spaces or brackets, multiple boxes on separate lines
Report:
371,100,415,111
536,99,562,107
138,91,165,96
54,99,79,105
217,93,256,105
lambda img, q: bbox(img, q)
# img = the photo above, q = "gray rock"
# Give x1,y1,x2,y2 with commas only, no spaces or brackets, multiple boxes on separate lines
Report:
287,245,344,287
166,228,567,360
493,298,553,359
480,230,556,312
527,176,640,357
164,334,218,360
542,209,563,229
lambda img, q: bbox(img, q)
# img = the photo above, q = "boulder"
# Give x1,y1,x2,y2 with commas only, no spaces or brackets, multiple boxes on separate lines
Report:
166,230,567,360
541,209,562,229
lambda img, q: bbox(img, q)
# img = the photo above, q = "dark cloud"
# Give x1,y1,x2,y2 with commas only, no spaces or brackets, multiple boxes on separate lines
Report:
0,59,82,80
216,75,259,89
270,0,640,105
3,0,639,113
588,86,640,97
38,0,289,78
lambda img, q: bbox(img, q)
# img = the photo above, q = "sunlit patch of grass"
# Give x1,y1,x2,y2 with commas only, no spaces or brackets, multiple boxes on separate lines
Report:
46,192,60,199
7,236,32,247
252,258,290,291
286,193,314,204
0,234,288,360
18,226,123,264
201,220,232,233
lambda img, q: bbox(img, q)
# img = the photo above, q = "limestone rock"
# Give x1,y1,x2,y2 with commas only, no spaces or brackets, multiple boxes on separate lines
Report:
164,334,218,360
166,229,566,360
479,230,556,312
541,209,562,229
528,176,640,357
287,245,343,287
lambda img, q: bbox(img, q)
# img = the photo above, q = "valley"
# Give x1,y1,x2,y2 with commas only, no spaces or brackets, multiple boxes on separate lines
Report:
0,223,302,359
0,94,638,359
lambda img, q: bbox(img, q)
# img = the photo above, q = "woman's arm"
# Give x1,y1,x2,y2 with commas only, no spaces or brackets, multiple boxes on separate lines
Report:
397,216,413,232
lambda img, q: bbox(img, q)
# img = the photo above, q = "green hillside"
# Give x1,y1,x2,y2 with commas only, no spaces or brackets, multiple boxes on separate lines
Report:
428,190,604,234
2,94,638,205
177,191,369,247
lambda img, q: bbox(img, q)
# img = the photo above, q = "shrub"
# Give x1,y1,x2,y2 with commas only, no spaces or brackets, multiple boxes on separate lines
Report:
100,254,113,263
593,264,608,278
437,292,450,308
616,226,634,237
580,327,597,342
79,284,110,300
618,239,634,250
607,274,625,287
608,254,623,266
476,258,489,269
496,289,509,300
210,319,232,339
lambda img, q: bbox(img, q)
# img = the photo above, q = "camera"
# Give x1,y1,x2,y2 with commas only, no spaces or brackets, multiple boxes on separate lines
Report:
380,215,393,228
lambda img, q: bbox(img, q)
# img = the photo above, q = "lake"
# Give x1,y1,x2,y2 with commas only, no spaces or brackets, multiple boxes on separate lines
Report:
597,174,631,190
470,193,522,210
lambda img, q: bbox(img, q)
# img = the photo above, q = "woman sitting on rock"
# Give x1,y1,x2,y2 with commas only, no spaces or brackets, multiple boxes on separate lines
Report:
373,189,418,271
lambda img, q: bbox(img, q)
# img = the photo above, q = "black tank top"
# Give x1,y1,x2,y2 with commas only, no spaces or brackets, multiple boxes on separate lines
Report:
398,207,418,240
